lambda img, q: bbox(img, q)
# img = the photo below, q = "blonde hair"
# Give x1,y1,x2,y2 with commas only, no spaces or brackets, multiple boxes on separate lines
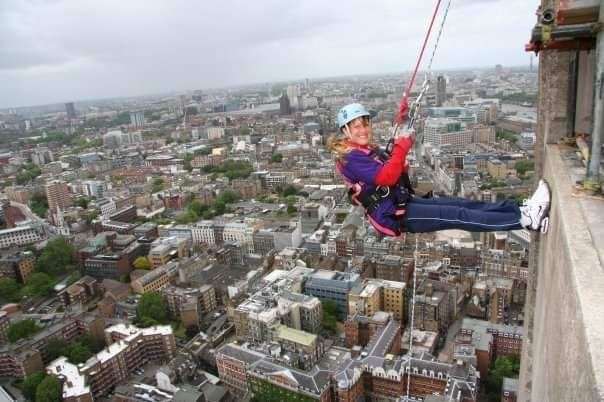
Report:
327,135,351,160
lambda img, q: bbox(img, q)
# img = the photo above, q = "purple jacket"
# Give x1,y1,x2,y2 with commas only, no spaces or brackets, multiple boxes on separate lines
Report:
337,147,407,237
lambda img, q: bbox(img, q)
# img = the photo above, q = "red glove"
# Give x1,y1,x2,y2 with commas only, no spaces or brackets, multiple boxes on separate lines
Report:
375,136,414,187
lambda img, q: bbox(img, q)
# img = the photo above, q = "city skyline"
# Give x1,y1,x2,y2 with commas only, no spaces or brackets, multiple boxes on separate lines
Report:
1,0,537,109
1,63,535,112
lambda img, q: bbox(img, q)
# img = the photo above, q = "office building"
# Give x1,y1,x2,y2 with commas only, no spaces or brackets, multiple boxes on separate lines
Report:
129,111,145,128
65,102,77,119
0,225,44,249
436,75,447,106
348,279,406,322
131,261,179,294
304,270,360,318
279,93,291,115
45,180,73,212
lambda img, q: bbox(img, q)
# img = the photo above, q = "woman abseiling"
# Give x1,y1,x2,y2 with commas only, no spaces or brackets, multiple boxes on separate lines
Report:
327,103,551,237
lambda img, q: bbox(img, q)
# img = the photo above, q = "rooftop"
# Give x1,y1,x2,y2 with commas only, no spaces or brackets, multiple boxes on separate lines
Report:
275,325,317,347
47,357,90,399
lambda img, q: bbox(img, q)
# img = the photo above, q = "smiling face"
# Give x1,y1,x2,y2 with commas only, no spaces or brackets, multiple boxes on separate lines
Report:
343,116,372,146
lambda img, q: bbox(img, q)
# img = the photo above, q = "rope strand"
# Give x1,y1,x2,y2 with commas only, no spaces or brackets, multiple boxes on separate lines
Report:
402,5,452,400
406,235,419,399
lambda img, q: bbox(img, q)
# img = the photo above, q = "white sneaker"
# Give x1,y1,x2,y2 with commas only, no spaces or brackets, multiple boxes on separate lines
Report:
520,180,551,231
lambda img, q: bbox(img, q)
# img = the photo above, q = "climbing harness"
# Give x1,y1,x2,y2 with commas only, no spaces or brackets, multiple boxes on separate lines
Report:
337,158,410,238
347,185,393,215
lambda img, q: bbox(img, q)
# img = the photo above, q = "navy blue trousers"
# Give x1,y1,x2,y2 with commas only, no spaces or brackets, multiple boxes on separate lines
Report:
402,196,523,233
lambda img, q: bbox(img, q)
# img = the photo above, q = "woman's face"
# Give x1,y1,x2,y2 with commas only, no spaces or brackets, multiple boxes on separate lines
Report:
344,117,372,146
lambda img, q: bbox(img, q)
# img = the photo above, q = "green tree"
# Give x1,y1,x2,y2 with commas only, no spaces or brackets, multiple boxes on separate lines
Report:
321,300,338,334
35,375,61,402
270,153,283,163
194,147,212,156
7,319,41,343
16,172,33,185
496,129,518,143
335,212,347,224
29,193,48,218
35,237,75,276
77,333,105,353
138,316,160,327
133,256,152,270
136,292,168,326
66,343,93,364
281,185,298,197
183,153,194,172
287,204,297,215
21,272,54,297
84,210,99,224
22,372,46,401
15,164,42,185
151,177,165,193
485,356,521,399
188,200,208,216
111,112,131,126
45,338,69,362
202,160,253,180
201,209,215,219
0,278,22,302
74,197,90,209
175,210,198,224
216,190,239,204
515,160,535,177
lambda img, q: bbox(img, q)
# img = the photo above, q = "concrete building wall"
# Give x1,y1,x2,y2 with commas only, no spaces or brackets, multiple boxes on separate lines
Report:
518,32,604,400
519,146,604,401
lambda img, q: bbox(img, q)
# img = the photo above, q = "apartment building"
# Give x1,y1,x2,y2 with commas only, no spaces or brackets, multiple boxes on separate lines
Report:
162,285,216,328
58,276,99,307
47,324,176,401
0,311,9,344
0,251,35,283
0,313,105,378
45,180,73,212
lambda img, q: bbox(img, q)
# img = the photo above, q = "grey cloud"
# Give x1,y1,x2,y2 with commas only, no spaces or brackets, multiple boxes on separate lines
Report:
0,0,538,108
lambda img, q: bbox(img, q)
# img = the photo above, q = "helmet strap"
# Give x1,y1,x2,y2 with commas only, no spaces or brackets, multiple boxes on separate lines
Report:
342,125,352,138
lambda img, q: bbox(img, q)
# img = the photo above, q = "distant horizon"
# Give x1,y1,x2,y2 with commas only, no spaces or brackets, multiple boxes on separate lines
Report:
1,1,538,111
1,63,536,112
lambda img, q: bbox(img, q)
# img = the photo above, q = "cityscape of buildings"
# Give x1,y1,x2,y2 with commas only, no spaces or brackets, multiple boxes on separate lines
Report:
0,63,538,402
0,1,602,401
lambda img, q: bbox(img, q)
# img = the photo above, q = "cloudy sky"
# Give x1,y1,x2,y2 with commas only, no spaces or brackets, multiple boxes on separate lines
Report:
0,0,538,108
